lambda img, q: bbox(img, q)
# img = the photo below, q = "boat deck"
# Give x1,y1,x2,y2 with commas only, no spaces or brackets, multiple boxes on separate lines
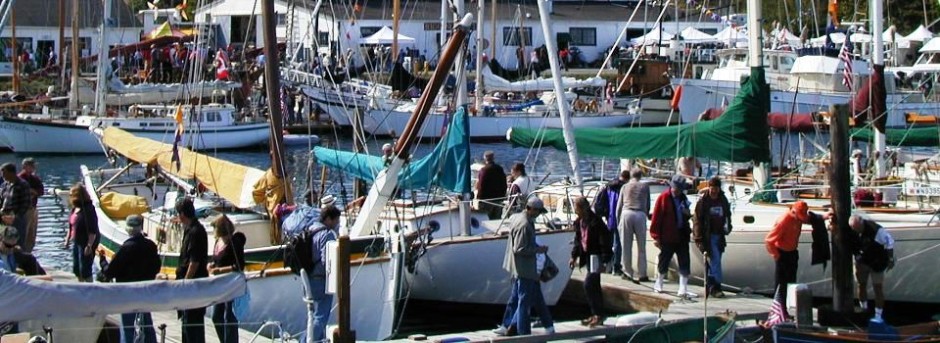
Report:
383,268,772,342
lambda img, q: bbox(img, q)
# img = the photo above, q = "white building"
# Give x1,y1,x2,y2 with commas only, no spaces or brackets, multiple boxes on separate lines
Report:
196,0,724,69
0,0,142,75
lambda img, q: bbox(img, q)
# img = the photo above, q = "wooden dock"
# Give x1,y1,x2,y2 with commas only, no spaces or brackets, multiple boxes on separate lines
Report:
103,311,288,343
387,269,772,342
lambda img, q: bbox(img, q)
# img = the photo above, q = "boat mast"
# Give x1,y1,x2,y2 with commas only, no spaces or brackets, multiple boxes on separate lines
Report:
69,0,79,111
535,0,582,189
11,5,17,94
392,0,400,63
59,0,66,90
474,0,483,112
94,0,111,117
261,0,293,203
748,0,770,191
871,0,886,178
348,15,473,238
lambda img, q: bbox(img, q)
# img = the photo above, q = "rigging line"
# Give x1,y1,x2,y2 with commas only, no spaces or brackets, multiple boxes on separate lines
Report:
615,0,673,95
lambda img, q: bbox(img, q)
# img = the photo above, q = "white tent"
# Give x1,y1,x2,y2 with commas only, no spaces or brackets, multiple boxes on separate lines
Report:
904,24,934,42
630,25,675,45
850,33,872,43
679,26,716,43
360,26,416,45
713,26,748,43
772,27,801,44
809,32,846,45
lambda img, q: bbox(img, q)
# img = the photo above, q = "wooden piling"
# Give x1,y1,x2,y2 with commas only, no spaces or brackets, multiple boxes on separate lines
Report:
828,103,854,314
333,235,356,343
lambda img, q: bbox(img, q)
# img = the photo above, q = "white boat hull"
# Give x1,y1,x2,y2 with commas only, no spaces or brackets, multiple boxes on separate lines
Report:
405,229,574,305
0,117,270,153
364,109,636,139
19,316,105,343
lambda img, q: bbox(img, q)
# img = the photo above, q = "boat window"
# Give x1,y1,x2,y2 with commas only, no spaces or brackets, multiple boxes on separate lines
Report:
771,56,779,70
743,215,755,224
779,56,794,71
112,123,120,127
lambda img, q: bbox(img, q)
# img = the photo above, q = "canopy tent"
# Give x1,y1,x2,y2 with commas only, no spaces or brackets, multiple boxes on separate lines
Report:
360,26,416,45
772,27,801,44
630,25,675,45
145,22,195,39
508,67,771,163
713,26,748,43
810,32,846,45
313,107,471,193
904,25,934,42
920,37,940,52
679,26,716,43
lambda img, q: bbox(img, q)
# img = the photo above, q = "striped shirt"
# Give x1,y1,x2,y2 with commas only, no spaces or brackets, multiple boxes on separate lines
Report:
1,177,30,215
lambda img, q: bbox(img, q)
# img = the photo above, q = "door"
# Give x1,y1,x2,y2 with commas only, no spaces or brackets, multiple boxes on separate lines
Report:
37,40,54,67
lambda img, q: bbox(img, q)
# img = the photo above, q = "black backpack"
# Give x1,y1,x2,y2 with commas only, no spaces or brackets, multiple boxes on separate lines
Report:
285,229,316,275
593,184,610,218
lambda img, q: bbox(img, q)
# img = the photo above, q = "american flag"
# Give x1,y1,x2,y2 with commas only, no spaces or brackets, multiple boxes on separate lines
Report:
764,285,788,327
840,42,854,91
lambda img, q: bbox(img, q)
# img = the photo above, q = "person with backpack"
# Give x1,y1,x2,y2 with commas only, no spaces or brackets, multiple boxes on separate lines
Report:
593,170,628,276
307,205,341,342
209,215,245,343
615,168,650,284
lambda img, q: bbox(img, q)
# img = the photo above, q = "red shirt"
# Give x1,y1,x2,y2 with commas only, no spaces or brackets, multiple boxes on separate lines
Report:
765,212,803,259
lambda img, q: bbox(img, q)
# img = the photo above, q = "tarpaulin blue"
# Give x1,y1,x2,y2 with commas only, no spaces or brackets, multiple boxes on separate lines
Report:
313,107,471,193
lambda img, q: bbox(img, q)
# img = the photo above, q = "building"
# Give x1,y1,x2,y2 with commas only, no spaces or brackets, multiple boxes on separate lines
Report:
196,0,724,69
0,0,142,75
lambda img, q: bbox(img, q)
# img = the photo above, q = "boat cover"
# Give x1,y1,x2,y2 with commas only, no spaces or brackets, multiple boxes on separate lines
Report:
101,127,265,208
0,271,246,322
99,192,150,218
313,107,471,193
508,67,771,163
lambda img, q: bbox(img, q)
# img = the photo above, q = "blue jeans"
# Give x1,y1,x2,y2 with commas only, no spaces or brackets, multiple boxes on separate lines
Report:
610,229,622,273
71,242,94,279
502,278,553,335
308,276,333,342
706,235,723,292
120,312,156,343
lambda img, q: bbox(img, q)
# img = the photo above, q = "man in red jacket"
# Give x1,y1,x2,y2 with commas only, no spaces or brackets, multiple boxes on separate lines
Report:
650,175,695,298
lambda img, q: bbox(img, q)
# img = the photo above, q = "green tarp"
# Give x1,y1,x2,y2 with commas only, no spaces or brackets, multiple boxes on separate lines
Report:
509,67,772,163
851,126,940,147
312,107,471,193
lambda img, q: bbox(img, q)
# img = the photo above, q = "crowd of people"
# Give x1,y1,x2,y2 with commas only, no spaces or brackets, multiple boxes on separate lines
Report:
470,150,899,336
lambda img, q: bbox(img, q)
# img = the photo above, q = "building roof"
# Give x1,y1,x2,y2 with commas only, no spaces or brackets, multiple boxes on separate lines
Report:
11,0,141,28
345,0,674,22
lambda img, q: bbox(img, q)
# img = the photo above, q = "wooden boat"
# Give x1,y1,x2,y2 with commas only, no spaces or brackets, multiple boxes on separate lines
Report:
617,315,737,343
773,321,940,342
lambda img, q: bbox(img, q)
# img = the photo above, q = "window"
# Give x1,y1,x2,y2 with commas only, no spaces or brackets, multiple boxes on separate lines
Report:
502,27,532,46
276,13,287,26
569,27,596,46
0,38,33,62
360,27,381,38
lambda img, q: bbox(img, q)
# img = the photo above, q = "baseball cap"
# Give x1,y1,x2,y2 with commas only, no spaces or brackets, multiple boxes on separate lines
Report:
526,197,548,214
791,200,809,222
126,214,144,228
670,174,689,191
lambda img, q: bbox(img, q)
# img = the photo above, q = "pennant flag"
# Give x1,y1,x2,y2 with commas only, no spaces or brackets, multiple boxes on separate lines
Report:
171,105,184,171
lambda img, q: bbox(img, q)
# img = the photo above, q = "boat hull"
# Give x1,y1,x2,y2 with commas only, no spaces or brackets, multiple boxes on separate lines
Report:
0,117,270,153
19,316,105,343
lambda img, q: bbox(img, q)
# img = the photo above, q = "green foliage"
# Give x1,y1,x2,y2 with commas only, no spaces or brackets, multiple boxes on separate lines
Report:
126,0,150,13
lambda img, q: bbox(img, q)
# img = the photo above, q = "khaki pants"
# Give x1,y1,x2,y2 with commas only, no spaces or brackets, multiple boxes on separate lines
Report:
24,206,37,252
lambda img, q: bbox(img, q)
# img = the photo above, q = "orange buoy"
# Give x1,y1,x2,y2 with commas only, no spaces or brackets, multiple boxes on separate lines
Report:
670,85,683,110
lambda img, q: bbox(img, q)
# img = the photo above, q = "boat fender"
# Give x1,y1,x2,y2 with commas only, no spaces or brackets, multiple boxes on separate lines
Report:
670,85,683,110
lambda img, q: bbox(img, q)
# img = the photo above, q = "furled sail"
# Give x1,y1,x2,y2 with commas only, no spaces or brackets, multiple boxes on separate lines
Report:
509,67,771,163
100,127,265,208
313,107,471,193
0,271,246,322
480,64,606,92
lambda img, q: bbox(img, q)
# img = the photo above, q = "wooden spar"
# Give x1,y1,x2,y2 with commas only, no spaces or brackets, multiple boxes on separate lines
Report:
490,0,496,58
829,103,854,313
333,235,355,342
393,15,473,156
261,0,293,204
391,0,400,63
69,0,79,110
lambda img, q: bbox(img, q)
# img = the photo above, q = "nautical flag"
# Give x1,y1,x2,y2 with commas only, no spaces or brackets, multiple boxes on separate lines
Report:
215,50,230,80
764,285,787,328
605,83,613,106
840,42,854,91
721,96,729,109
171,105,184,171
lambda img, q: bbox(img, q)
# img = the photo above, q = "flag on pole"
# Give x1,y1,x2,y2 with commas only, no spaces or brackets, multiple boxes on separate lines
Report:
839,41,854,91
171,105,184,171
763,284,788,328
720,96,729,109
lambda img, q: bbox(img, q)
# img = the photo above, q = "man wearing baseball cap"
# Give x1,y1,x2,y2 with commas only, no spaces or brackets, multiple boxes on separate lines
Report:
100,215,161,343
765,200,831,319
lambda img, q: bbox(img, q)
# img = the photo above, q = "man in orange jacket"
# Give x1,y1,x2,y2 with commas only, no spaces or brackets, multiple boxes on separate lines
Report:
765,200,830,317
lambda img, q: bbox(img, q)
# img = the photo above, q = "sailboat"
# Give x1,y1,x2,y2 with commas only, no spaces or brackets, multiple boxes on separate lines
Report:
0,0,269,154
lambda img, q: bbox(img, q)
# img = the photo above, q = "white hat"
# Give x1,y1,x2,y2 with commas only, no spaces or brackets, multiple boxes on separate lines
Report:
320,194,336,208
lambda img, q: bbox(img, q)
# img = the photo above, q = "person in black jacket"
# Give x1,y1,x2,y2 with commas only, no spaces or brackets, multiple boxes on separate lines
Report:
175,197,208,343
475,151,507,220
101,214,161,343
568,197,613,327
64,183,98,282
0,225,45,335
208,214,245,343
849,215,895,322
692,177,733,298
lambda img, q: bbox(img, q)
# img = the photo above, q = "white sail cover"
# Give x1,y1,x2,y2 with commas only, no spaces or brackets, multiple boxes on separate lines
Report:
0,270,247,322
480,65,605,92
77,78,241,105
